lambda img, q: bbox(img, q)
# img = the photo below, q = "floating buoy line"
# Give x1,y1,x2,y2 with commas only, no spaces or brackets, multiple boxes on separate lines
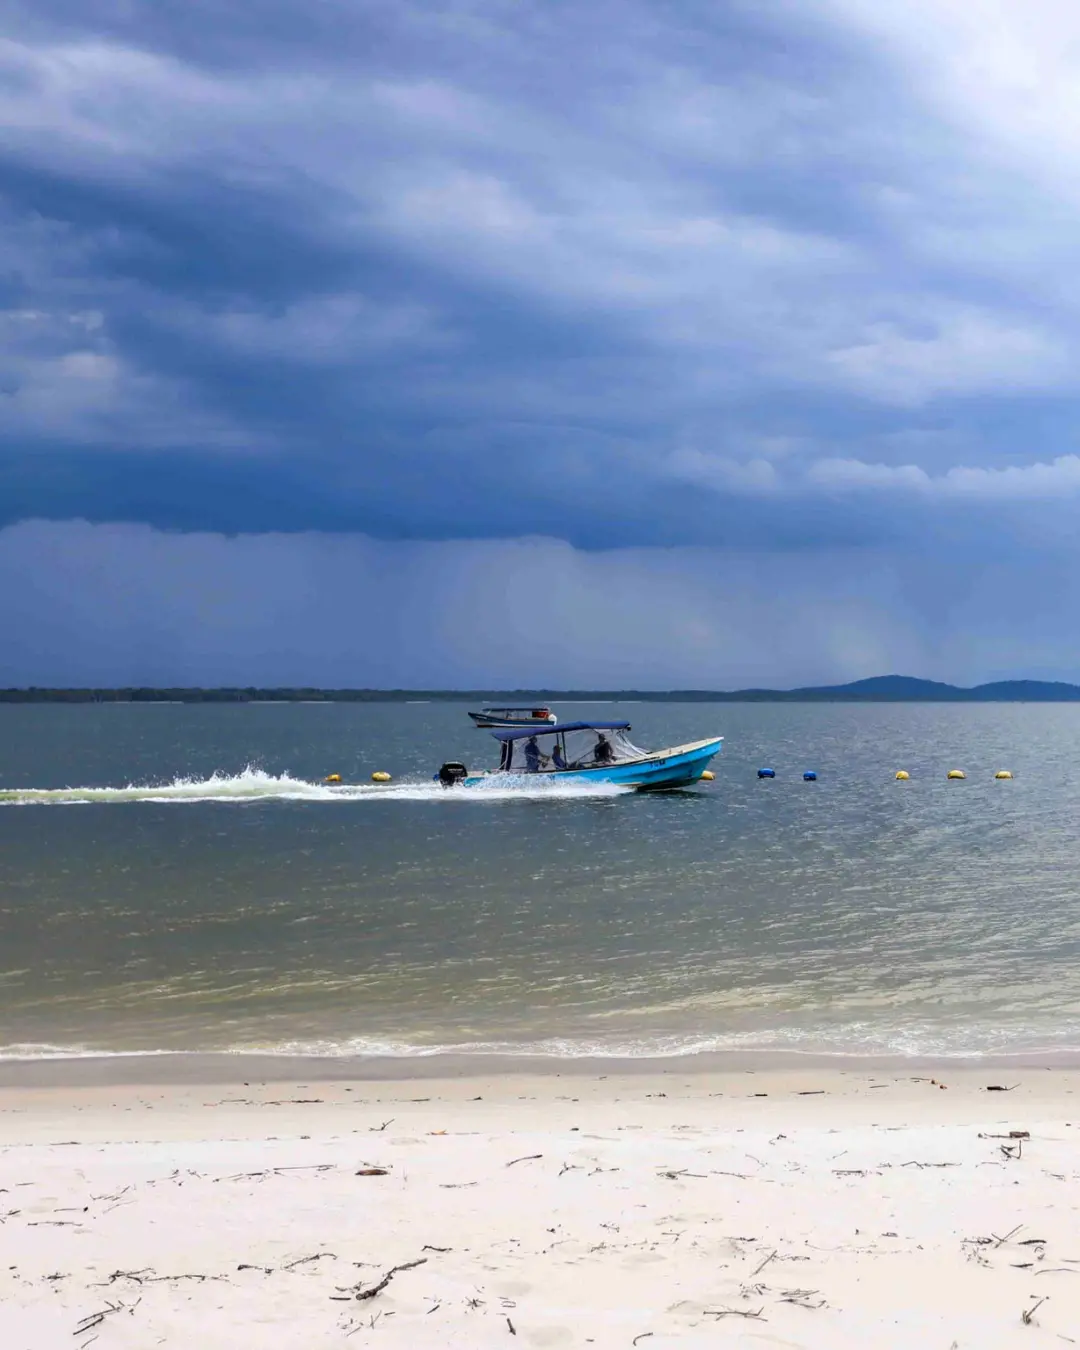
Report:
315,765,1016,788
752,767,1015,782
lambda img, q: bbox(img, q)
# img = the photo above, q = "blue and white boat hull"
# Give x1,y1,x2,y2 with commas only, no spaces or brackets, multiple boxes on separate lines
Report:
462,737,722,790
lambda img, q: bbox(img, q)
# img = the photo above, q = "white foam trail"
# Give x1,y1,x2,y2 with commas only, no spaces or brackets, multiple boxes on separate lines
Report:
0,765,631,806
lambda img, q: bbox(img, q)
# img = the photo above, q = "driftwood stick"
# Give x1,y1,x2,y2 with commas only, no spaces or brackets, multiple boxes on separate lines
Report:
142,1274,225,1285
74,1302,125,1335
354,1257,427,1301
1022,1296,1048,1324
284,1253,336,1271
506,1155,543,1167
752,1249,777,1277
704,1307,766,1320
102,1270,151,1286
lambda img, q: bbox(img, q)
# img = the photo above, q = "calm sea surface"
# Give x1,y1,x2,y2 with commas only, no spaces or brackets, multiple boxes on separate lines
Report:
1,702,1079,1060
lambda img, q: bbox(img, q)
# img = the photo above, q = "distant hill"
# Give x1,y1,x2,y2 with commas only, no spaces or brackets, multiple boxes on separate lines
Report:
3,676,1080,702
731,675,1080,702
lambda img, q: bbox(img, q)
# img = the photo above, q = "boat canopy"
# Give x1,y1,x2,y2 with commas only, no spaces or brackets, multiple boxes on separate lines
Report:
493,723,645,773
490,720,631,741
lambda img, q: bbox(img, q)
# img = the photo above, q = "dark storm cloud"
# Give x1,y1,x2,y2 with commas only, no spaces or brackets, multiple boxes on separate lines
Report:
5,1,1080,685
6,0,1080,552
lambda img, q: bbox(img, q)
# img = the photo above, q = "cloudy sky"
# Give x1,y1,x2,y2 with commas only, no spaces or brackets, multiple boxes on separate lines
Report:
3,0,1080,687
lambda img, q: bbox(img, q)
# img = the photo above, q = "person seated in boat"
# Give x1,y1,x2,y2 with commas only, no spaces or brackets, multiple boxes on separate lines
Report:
551,742,568,770
593,733,615,765
524,736,544,772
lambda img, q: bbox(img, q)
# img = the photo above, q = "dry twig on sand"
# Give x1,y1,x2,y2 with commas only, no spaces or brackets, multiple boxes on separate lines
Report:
351,1257,428,1302
1022,1296,1048,1324
74,1300,134,1336
779,1288,826,1309
284,1253,336,1271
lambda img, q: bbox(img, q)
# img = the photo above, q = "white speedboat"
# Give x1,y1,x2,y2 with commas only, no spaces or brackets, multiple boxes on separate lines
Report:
467,706,557,728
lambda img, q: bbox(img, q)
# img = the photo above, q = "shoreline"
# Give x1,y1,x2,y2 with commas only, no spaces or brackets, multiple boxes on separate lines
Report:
4,1046,1080,1089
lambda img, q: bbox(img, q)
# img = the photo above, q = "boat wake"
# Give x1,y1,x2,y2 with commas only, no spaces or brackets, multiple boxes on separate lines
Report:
0,766,632,806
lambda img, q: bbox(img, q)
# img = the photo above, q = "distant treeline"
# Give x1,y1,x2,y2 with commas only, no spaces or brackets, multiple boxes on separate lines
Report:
2,687,720,703
5,676,1080,703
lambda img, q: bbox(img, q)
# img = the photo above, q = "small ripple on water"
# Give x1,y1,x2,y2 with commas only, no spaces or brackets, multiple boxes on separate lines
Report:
4,702,1080,1061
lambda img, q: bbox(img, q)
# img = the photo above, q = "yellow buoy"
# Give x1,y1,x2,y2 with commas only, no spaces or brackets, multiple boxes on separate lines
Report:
947,769,966,780
995,769,1013,780
895,770,910,781
324,773,341,783
700,770,715,781
371,771,392,783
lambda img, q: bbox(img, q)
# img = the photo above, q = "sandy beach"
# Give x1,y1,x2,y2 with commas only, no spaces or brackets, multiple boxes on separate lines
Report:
1,1060,1078,1348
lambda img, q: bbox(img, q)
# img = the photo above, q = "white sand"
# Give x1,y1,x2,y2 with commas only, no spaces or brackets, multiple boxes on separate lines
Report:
2,1065,1079,1348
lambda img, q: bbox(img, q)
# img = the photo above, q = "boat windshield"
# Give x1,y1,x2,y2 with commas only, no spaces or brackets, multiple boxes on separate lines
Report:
500,726,647,772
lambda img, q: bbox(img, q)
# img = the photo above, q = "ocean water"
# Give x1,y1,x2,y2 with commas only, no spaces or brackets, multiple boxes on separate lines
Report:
1,701,1079,1062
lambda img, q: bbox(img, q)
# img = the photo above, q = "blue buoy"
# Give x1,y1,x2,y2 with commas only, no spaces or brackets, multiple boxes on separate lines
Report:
803,771,817,781
757,768,775,779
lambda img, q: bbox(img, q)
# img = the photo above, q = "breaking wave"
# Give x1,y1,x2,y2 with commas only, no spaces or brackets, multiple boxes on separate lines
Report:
4,1027,1080,1061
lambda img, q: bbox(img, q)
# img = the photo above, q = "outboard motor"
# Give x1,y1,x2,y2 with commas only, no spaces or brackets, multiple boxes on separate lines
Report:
436,762,468,788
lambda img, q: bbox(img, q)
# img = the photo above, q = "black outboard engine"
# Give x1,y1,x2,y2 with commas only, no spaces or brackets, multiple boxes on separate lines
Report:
437,762,468,788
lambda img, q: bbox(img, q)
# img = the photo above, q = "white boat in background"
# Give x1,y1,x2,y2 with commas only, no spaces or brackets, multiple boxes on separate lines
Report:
467,706,557,728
